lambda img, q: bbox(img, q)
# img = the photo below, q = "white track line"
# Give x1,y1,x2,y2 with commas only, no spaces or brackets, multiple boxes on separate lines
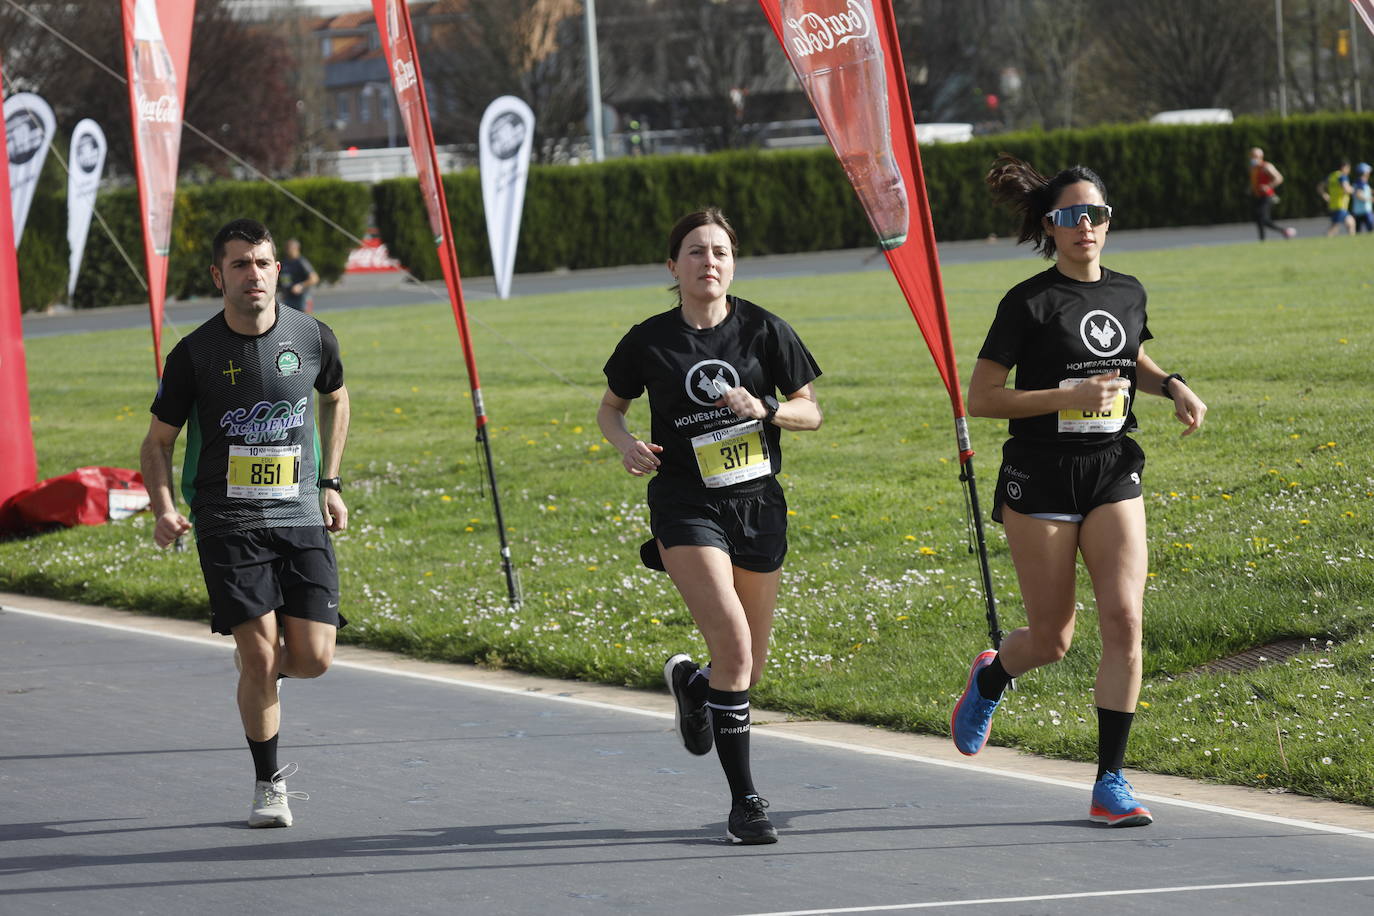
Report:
732,875,1374,914
7,602,1374,844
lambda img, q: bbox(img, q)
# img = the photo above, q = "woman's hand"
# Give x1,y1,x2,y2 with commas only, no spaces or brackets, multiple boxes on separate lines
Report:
717,386,766,419
1168,381,1207,437
1068,370,1130,412
620,439,664,476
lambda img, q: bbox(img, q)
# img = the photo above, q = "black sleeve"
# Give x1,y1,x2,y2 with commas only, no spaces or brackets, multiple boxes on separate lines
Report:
768,317,822,395
1140,289,1154,345
150,340,196,428
315,321,345,393
977,291,1031,369
602,326,645,400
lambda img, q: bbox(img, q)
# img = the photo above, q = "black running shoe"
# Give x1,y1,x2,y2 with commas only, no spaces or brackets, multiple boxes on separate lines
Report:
663,653,713,755
727,795,778,845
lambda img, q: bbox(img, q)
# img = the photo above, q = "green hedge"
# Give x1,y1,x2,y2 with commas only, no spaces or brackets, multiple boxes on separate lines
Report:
15,148,70,313
375,112,1374,280
50,178,370,311
19,112,1374,310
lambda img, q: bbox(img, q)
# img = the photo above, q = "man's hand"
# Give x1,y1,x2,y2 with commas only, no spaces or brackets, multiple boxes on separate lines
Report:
153,511,191,548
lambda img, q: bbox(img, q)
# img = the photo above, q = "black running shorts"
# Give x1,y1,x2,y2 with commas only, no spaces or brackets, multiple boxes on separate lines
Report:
196,526,345,635
645,478,788,573
991,437,1145,524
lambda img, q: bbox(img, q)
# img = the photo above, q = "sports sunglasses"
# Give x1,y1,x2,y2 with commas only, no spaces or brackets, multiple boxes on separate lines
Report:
1044,203,1113,227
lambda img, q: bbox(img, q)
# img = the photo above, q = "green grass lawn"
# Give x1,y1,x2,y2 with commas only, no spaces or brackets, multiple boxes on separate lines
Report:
4,235,1370,804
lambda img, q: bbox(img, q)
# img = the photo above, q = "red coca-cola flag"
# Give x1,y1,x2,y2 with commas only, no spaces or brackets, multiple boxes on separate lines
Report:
372,0,520,606
0,54,39,507
760,0,970,460
121,0,195,378
371,0,489,425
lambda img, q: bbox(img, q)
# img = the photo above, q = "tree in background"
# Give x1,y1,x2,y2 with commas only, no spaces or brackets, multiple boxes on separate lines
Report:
893,0,1006,127
0,0,298,181
1086,0,1274,121
424,0,596,162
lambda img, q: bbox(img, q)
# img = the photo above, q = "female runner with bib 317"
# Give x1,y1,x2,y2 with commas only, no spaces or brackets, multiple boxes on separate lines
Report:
597,208,822,845
950,157,1206,827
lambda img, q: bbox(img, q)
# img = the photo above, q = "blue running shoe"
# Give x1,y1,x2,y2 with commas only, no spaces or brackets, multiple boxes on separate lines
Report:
950,649,1001,756
1090,771,1153,827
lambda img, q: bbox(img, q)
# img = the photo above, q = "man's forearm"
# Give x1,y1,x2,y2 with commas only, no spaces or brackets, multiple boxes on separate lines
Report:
139,438,178,516
318,394,350,477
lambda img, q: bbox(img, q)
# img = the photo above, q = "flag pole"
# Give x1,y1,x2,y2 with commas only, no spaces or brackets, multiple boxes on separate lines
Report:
378,0,520,606
761,0,1002,651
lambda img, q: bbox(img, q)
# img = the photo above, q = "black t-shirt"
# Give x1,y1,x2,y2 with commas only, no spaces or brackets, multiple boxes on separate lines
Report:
978,266,1152,449
151,308,344,539
603,296,821,498
278,255,315,308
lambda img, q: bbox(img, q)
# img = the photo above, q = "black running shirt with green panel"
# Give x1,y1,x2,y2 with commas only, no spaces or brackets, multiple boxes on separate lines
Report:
979,266,1152,450
603,296,821,498
151,308,344,539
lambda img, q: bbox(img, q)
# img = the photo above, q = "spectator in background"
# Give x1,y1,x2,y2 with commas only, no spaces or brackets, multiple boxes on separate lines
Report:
1248,148,1295,241
1351,163,1373,234
1318,160,1356,237
278,238,320,312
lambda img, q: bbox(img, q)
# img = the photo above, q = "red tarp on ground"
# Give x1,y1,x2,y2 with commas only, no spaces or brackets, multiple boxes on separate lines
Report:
0,467,149,535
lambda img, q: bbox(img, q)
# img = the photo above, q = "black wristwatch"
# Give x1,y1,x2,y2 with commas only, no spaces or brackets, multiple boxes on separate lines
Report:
760,394,780,424
317,477,343,492
1161,373,1186,399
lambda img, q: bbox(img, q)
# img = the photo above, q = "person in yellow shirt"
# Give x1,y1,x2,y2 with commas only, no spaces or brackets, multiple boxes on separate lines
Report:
1318,160,1356,236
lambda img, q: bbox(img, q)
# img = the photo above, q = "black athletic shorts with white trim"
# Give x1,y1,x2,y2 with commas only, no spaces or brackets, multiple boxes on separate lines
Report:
991,436,1145,525
645,477,788,573
196,526,345,635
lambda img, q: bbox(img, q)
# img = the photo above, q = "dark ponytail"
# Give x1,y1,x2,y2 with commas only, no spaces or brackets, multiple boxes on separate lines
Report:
986,154,1108,259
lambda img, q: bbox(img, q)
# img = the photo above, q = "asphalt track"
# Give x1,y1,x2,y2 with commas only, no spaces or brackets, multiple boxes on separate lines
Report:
4,594,1374,916
19,216,1333,340
10,215,1372,914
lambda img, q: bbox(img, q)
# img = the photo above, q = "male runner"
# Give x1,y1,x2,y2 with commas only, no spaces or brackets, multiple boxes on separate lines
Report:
140,217,350,827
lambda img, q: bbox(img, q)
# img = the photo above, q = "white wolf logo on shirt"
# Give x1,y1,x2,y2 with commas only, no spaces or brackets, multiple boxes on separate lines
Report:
696,368,731,401
1079,309,1127,357
684,359,742,407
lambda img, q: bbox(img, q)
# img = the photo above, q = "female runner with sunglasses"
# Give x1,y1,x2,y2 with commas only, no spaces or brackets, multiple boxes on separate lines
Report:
949,156,1206,826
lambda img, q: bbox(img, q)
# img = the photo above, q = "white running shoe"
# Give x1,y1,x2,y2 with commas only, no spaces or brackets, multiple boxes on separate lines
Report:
248,762,308,828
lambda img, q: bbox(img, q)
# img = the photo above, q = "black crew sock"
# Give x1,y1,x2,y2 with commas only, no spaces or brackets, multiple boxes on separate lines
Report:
1096,707,1135,781
976,654,1012,701
247,734,280,783
708,687,756,800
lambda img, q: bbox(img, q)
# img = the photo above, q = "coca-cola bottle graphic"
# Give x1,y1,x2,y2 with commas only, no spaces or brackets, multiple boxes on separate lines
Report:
780,0,908,250
132,0,181,257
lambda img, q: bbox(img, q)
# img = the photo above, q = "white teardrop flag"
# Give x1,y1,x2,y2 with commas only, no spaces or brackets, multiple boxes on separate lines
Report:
66,119,107,300
479,96,535,300
3,92,56,248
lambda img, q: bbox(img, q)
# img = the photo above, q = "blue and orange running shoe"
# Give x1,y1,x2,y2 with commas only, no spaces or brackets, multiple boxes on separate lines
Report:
950,649,1001,756
1089,771,1153,827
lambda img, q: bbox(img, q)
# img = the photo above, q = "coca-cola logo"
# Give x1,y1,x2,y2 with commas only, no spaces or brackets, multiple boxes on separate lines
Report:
392,57,417,93
137,93,179,124
784,0,873,57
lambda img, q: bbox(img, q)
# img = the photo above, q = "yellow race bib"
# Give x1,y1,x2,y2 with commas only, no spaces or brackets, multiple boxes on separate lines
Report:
691,419,771,488
1057,378,1128,434
227,444,302,499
